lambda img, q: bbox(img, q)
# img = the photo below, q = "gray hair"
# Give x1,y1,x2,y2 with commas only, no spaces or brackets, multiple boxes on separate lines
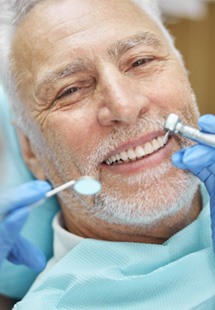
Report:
0,0,181,135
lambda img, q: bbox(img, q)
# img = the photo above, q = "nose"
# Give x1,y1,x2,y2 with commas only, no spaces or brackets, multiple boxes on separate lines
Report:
97,68,150,126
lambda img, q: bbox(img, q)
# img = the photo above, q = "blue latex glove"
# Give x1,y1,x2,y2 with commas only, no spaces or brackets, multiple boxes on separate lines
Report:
0,180,52,272
172,114,215,252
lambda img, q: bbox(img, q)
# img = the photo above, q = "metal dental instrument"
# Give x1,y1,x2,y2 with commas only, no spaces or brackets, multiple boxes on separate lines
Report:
0,176,102,219
164,113,215,148
46,176,101,198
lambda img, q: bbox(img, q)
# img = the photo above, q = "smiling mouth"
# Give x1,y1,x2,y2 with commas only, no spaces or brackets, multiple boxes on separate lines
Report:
103,132,170,166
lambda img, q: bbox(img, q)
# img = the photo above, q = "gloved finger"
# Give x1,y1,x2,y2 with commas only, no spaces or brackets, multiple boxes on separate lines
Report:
198,114,215,133
171,148,188,170
172,144,215,174
0,207,29,262
7,236,46,272
1,180,52,214
202,170,215,196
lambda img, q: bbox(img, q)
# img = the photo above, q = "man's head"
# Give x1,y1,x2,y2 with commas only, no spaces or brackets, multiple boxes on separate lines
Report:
0,0,201,242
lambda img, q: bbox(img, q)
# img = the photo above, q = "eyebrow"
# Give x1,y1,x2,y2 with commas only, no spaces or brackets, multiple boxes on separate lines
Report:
35,58,92,96
36,31,161,95
108,31,162,58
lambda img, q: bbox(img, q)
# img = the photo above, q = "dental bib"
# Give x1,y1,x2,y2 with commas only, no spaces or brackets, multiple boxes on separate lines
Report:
14,186,215,309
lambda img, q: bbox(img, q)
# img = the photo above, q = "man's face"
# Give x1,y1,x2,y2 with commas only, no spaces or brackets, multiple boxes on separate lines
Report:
12,0,200,238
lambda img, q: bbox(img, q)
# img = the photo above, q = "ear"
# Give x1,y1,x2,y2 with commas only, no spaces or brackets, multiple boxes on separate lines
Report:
16,127,46,180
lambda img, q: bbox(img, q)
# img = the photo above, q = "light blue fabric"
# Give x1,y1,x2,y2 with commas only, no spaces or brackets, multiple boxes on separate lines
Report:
0,85,60,299
15,187,215,309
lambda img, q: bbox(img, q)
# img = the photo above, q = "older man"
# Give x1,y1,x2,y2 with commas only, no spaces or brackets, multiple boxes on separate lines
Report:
0,0,215,308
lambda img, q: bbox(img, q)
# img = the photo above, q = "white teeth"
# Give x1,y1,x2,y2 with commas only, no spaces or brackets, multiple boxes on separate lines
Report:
127,149,136,160
144,142,153,155
135,146,145,158
120,151,129,161
152,138,160,151
116,154,121,161
106,159,111,165
105,133,169,165
111,155,117,162
163,131,170,144
157,136,164,148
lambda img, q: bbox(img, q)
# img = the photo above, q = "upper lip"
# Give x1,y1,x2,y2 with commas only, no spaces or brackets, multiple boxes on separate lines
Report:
102,130,166,162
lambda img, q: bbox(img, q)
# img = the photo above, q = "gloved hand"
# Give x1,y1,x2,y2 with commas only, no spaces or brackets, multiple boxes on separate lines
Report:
0,180,52,271
172,114,215,252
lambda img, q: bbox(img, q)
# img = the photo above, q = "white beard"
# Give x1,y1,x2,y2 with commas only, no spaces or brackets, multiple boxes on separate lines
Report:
91,164,199,227
73,110,200,228
33,99,200,229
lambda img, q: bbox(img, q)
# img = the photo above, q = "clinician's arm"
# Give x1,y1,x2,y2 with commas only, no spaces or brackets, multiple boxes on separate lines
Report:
172,114,215,252
0,180,51,271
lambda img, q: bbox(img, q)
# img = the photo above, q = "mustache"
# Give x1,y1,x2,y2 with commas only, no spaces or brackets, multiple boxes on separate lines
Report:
82,113,171,172
81,111,196,176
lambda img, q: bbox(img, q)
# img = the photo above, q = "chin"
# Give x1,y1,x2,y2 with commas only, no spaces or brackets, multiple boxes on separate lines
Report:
93,166,200,228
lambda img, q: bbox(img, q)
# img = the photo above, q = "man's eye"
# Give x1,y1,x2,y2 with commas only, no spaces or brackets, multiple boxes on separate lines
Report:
132,57,154,68
58,87,79,99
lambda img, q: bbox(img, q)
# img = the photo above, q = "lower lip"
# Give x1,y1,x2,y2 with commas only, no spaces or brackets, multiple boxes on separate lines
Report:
101,137,174,175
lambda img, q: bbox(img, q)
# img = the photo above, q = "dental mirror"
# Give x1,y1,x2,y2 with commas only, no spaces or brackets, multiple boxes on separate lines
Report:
45,176,101,199
72,176,102,195
0,176,102,220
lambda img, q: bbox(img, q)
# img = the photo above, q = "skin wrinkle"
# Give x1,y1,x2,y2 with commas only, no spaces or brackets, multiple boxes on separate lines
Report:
35,59,93,99
0,1,161,147
9,0,202,243
35,32,164,103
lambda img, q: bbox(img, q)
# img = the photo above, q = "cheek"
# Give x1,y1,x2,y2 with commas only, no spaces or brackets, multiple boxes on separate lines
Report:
43,109,99,158
148,70,194,113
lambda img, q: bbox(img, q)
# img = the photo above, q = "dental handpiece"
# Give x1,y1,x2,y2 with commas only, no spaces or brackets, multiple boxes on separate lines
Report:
164,113,215,148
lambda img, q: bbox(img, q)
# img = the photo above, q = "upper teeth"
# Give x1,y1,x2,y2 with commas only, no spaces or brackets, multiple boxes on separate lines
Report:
105,134,169,165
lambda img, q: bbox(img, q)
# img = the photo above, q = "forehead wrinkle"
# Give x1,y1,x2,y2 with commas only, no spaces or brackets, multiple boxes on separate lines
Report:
35,58,94,96
35,32,161,96
107,32,162,59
